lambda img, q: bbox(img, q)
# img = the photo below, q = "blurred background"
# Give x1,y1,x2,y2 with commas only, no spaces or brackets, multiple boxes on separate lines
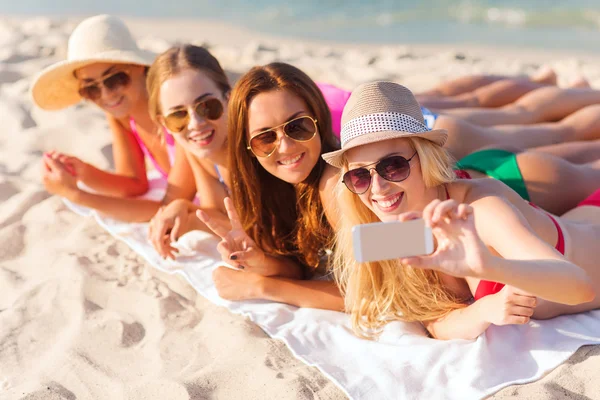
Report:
2,0,600,52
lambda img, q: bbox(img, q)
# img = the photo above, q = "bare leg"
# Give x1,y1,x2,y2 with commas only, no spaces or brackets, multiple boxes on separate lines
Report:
530,140,600,164
418,78,555,110
440,116,573,160
517,153,600,215
438,87,600,127
418,68,556,98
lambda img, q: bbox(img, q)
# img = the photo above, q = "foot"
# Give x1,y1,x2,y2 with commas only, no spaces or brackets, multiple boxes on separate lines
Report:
568,76,591,89
531,66,557,85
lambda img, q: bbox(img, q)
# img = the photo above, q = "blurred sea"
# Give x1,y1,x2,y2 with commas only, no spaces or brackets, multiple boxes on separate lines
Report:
3,0,600,52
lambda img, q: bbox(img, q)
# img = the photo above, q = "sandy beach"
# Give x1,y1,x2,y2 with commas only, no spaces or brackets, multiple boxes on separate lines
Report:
1,15,600,400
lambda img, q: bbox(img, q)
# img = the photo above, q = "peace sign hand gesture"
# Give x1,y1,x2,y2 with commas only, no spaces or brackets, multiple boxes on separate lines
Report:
197,197,268,274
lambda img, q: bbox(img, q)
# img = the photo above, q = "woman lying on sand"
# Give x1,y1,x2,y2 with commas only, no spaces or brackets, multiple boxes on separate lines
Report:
32,15,197,222
327,85,600,215
325,81,600,340
195,62,345,309
145,48,348,269
144,44,234,254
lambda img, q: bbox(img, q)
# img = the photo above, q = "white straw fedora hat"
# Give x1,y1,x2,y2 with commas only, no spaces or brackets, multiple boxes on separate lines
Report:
322,81,448,168
30,14,156,110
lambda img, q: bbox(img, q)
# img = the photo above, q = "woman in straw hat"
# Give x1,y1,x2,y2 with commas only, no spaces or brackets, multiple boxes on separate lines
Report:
328,85,600,216
33,15,196,222
324,81,600,340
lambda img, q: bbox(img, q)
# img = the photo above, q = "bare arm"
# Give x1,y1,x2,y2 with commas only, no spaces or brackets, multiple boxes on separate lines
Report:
403,197,593,340
319,164,341,230
77,116,149,197
472,196,594,305
424,301,490,341
44,142,196,222
212,267,344,310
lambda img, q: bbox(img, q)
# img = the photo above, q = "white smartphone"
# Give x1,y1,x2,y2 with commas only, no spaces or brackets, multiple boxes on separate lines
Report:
352,219,434,263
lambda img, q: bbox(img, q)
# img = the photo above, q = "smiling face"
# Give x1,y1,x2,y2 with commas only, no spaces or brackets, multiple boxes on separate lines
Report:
344,138,441,222
76,62,146,118
158,68,228,160
247,89,321,184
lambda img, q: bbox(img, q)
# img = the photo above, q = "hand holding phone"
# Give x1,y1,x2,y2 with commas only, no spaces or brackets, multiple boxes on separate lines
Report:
352,218,434,263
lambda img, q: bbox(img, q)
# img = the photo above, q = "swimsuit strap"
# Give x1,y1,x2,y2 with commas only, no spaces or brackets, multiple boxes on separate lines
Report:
129,117,169,178
528,202,565,255
454,169,472,180
214,164,230,196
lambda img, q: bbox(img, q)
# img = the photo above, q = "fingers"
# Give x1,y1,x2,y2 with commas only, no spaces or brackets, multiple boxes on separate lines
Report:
396,211,422,222
224,197,243,231
43,154,68,174
424,199,474,226
399,255,434,270
217,241,244,270
422,199,441,225
170,217,182,243
510,305,535,318
431,199,458,224
503,315,531,325
502,286,537,307
197,210,229,239
454,203,473,220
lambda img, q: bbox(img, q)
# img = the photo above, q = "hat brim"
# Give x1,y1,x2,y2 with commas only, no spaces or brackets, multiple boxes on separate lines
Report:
30,49,156,110
322,128,448,168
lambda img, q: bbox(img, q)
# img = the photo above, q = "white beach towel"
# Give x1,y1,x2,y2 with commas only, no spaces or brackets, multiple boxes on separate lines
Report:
63,178,600,400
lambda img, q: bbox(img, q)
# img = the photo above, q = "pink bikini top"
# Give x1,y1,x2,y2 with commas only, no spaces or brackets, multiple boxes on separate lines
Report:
129,118,176,179
316,82,351,138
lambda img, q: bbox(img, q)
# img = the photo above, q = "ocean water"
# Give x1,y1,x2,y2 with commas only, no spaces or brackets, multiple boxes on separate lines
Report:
3,0,600,52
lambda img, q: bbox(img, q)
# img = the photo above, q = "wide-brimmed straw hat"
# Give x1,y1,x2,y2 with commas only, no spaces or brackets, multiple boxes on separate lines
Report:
30,14,156,110
322,81,448,168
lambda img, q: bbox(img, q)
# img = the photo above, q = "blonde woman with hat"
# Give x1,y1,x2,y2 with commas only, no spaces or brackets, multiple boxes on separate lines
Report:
324,81,600,341
33,14,196,222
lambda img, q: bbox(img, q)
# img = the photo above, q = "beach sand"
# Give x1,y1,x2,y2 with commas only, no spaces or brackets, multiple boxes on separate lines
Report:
1,15,599,400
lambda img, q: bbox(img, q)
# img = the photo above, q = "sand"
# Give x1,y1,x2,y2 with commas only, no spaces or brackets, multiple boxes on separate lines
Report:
0,14,599,400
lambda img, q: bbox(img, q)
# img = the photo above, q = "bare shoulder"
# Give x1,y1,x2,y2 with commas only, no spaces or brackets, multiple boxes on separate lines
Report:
319,164,341,229
449,177,524,207
319,164,340,193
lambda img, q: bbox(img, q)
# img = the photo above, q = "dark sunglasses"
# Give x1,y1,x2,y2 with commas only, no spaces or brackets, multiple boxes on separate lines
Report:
163,98,224,133
247,115,318,158
78,70,131,101
342,152,418,194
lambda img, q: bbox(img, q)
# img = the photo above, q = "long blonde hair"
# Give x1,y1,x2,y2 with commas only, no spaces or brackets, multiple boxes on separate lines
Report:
332,137,468,339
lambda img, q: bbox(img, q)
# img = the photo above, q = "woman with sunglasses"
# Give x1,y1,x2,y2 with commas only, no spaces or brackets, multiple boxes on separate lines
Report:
324,85,600,216
325,81,600,341
145,44,236,256
194,62,346,309
32,15,196,222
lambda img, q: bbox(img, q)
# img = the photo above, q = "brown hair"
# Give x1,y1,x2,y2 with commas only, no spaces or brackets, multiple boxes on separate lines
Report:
146,44,231,123
228,62,339,271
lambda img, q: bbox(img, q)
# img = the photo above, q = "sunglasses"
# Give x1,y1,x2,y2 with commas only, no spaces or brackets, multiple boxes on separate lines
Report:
247,115,318,158
163,98,224,133
78,70,131,101
342,152,418,194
